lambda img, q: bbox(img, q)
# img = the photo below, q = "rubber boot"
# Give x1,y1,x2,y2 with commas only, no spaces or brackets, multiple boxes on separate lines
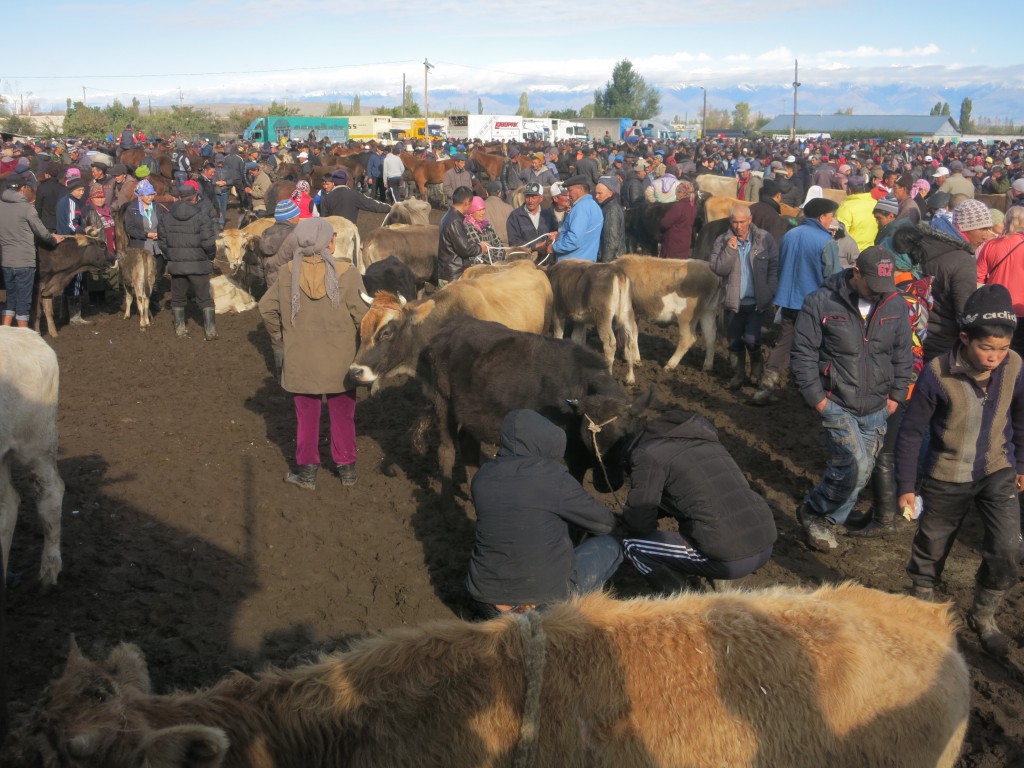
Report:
171,307,189,338
285,464,318,490
967,585,1011,658
202,307,218,341
749,349,764,387
848,453,899,538
750,369,779,406
1,314,12,326
643,564,705,596
911,584,935,602
67,296,92,325
337,463,357,486
727,348,747,390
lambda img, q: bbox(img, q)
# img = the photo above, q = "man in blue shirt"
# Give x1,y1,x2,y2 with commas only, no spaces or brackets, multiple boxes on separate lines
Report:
552,175,603,263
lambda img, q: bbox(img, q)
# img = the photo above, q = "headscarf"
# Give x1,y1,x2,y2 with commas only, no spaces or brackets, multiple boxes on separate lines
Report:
802,185,824,208
464,196,489,233
64,166,81,183
293,180,311,197
675,179,695,200
290,218,339,326
911,178,930,199
134,179,155,197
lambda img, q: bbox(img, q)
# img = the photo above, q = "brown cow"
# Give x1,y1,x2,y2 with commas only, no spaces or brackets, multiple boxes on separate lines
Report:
12,584,969,768
117,248,157,330
616,254,722,372
359,225,439,291
382,198,432,226
704,196,802,223
33,236,116,338
696,173,738,199
546,259,639,383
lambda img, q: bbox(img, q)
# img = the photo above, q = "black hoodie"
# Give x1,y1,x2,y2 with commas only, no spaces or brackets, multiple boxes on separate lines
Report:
466,410,614,606
624,411,776,562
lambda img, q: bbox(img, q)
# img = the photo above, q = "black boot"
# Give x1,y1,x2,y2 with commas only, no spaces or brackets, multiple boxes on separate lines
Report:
171,307,188,338
968,584,1011,658
202,307,218,341
67,297,92,325
285,464,318,490
748,348,764,388
643,565,705,596
911,584,936,602
727,348,746,390
848,453,898,538
750,370,779,405
337,463,357,486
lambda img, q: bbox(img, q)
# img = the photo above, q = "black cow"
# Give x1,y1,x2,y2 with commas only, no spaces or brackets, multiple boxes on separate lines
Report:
351,317,626,507
624,202,673,255
691,217,730,262
34,236,116,337
362,256,417,303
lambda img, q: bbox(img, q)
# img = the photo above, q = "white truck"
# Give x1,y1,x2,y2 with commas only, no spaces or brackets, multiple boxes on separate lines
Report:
345,115,392,142
447,114,524,143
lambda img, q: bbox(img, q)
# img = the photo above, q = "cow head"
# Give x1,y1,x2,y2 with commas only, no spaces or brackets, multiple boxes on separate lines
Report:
67,236,117,272
384,199,431,227
215,229,248,274
350,294,431,384
569,388,658,492
11,637,229,768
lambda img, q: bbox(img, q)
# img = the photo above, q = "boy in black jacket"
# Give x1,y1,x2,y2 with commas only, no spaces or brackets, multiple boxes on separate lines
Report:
466,410,621,618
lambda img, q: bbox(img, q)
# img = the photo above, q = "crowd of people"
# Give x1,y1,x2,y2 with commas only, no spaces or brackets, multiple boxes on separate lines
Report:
2,125,1024,654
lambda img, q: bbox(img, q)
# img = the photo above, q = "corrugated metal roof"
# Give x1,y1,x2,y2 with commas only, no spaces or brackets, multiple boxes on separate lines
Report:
760,115,960,135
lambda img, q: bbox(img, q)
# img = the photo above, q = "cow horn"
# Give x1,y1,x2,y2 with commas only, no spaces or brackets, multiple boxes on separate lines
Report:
359,291,374,306
397,294,407,306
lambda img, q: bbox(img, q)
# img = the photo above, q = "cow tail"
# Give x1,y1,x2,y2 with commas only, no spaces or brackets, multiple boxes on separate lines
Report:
353,230,363,272
616,272,639,369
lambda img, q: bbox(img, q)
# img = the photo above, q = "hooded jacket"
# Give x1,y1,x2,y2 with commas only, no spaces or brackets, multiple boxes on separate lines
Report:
791,270,914,416
773,217,842,310
157,199,216,275
466,410,615,606
623,411,776,562
0,188,57,269
598,194,626,263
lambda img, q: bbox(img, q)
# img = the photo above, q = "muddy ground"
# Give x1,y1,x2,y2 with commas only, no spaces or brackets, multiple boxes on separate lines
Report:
2,207,1023,767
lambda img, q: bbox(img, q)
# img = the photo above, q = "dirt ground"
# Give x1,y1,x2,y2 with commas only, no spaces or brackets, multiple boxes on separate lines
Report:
2,207,1023,767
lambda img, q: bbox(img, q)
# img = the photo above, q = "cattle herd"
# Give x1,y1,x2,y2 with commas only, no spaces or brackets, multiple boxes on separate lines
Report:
2,130,1024,766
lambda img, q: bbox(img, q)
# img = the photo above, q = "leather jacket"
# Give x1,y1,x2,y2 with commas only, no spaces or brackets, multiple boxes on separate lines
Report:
437,205,483,282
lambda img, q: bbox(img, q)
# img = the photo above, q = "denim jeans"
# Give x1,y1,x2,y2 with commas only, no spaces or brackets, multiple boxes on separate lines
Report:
725,303,765,352
805,401,888,525
2,266,35,321
569,535,623,594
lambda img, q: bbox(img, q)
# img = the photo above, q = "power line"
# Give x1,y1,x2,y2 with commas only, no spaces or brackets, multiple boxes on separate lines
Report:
3,60,420,81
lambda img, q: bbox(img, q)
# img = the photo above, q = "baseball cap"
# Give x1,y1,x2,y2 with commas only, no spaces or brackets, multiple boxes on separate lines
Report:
523,182,543,196
856,246,897,295
549,181,567,196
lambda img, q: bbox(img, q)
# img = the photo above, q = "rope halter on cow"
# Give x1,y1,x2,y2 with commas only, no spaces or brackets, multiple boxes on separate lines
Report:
585,413,624,512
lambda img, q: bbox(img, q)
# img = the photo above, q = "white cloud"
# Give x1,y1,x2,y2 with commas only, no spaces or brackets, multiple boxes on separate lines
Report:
818,44,940,59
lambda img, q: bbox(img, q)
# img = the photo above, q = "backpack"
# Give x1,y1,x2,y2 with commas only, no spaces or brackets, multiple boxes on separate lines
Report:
895,272,933,388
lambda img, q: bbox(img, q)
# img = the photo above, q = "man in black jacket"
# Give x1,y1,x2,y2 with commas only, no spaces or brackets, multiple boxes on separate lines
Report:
594,175,626,263
158,185,218,340
506,181,556,259
318,168,390,224
466,409,621,618
791,246,913,551
437,186,489,285
621,410,777,593
34,164,65,232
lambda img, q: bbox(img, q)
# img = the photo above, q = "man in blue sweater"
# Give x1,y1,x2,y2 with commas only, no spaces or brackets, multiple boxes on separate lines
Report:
752,197,842,404
551,175,603,263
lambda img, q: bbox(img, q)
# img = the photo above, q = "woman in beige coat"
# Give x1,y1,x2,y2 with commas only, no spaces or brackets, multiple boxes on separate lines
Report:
259,218,368,489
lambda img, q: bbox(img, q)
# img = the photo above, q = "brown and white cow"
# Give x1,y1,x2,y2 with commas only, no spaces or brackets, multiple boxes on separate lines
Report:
352,259,552,378
33,236,116,338
214,218,275,275
615,255,722,372
545,259,640,383
11,584,969,768
0,328,64,587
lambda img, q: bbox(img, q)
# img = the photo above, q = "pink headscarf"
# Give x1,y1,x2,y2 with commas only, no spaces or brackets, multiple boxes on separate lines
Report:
64,167,81,184
911,178,931,199
464,196,489,233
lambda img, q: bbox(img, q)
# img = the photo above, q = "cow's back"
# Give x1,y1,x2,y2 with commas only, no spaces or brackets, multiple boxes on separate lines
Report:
435,261,552,335
0,328,60,446
617,255,720,321
360,225,439,280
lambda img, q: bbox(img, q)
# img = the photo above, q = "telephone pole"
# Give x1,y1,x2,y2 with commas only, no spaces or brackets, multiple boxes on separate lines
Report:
423,59,434,122
791,60,801,141
402,73,406,118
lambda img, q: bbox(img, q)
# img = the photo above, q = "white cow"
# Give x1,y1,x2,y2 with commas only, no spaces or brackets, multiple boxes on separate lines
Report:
0,328,64,586
210,275,257,315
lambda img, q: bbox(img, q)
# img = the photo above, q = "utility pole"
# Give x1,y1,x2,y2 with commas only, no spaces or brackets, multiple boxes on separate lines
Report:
402,73,406,118
148,97,152,116
791,60,800,141
423,58,434,123
82,86,87,105
178,87,184,107
700,86,707,140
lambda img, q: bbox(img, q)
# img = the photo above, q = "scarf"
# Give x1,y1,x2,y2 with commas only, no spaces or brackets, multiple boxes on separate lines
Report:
92,203,116,253
464,213,487,234
290,219,339,326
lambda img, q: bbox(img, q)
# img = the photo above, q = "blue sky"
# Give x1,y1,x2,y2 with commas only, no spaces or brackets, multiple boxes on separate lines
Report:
4,0,1021,122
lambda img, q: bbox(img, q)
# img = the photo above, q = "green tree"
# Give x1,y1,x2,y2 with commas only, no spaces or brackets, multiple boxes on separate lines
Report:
516,91,536,118
477,97,483,115
372,87,422,119
752,112,772,131
704,107,731,131
731,101,751,130
352,94,361,115
832,107,854,115
593,59,660,120
137,106,221,139
547,108,580,120
324,101,348,117
267,100,299,116
941,102,951,116
62,101,109,138
958,97,973,133
2,113,38,136
929,102,942,116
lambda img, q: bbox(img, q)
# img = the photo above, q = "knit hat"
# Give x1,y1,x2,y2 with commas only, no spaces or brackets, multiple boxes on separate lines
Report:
135,179,155,196
275,198,300,222
952,199,993,232
856,246,897,295
873,195,899,217
135,165,150,179
959,284,1017,331
596,175,621,195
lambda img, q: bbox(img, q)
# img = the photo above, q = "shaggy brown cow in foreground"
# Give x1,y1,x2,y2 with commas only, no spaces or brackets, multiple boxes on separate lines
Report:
9,584,968,768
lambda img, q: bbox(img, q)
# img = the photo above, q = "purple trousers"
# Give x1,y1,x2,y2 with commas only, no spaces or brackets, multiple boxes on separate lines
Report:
294,391,357,467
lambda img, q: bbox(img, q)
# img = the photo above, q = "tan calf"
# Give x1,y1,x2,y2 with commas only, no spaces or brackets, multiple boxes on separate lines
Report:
14,584,968,768
117,247,157,330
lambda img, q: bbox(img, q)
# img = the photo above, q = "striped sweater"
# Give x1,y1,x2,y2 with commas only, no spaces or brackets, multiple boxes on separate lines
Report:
895,346,1024,495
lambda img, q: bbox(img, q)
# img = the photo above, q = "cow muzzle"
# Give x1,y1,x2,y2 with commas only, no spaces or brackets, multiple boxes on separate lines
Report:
349,364,377,384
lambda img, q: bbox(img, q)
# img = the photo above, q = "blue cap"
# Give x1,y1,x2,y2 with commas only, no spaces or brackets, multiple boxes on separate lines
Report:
245,161,259,171
274,198,300,222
